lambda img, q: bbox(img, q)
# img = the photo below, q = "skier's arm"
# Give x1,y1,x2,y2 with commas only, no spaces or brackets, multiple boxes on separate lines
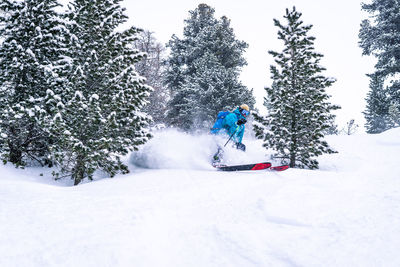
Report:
224,114,244,143
224,114,239,137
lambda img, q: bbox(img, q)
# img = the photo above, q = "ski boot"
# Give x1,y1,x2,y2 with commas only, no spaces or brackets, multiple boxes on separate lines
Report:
212,147,224,167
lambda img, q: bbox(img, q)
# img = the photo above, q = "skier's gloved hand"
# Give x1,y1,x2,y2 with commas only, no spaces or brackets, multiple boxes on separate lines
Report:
237,118,247,125
236,142,246,151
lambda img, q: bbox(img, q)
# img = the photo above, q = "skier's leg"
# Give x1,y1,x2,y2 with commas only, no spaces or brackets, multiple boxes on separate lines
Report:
212,145,224,166
236,142,246,151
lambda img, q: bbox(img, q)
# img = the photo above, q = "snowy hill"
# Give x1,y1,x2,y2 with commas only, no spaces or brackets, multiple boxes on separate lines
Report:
1,128,400,267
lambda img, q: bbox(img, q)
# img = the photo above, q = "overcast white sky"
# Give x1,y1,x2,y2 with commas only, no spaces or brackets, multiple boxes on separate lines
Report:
122,0,375,129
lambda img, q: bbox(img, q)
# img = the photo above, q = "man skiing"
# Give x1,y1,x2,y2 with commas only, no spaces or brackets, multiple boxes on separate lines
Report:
210,104,250,165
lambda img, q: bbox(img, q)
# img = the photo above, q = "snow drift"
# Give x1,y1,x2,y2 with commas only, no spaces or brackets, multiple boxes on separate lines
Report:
0,128,400,267
130,128,271,170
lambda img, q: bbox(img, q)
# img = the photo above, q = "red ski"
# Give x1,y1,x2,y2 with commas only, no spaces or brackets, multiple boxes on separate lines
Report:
215,162,272,171
269,165,289,171
215,162,289,172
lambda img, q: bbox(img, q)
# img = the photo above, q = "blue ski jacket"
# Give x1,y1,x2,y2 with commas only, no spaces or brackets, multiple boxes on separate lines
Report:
219,108,246,143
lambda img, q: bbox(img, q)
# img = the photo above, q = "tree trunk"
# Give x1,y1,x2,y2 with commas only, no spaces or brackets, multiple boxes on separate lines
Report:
73,154,85,186
289,152,296,168
289,109,297,168
8,142,23,166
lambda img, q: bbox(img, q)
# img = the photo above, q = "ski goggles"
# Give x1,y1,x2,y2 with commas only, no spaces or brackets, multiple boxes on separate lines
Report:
241,109,250,117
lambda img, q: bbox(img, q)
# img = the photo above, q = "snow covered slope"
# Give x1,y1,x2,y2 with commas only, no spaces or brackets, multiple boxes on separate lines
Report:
0,128,400,267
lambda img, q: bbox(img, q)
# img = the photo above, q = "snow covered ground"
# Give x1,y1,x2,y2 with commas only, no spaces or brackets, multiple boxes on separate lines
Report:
1,128,400,267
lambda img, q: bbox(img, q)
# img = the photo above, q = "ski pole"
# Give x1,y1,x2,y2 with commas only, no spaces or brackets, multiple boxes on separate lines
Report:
224,126,239,147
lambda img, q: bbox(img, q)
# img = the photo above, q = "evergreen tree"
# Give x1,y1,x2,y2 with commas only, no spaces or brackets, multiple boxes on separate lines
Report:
49,0,151,185
133,30,169,125
253,7,340,169
363,73,394,133
359,0,400,132
164,4,255,131
0,0,68,166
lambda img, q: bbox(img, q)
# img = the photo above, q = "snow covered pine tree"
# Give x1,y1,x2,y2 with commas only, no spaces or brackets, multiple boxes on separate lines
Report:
164,4,255,131
0,0,69,167
253,7,340,169
48,0,152,185
363,74,394,133
359,0,400,133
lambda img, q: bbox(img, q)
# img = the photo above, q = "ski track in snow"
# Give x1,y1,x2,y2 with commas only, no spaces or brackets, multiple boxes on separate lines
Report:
0,128,400,267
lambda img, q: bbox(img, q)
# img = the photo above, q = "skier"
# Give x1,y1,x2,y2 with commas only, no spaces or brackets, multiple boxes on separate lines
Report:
210,104,250,165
